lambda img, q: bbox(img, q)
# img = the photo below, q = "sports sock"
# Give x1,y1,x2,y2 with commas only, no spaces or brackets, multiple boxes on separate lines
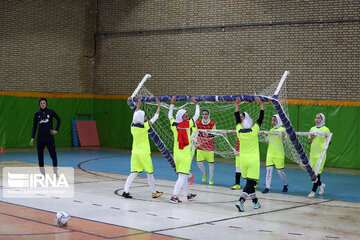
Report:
124,172,137,193
183,175,190,195
266,166,273,189
146,173,156,194
209,162,214,180
197,162,206,175
173,174,187,196
240,192,249,203
250,193,257,203
276,169,288,186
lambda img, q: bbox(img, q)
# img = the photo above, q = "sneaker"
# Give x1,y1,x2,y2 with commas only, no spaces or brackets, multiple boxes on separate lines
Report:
209,179,214,186
189,174,194,185
319,183,325,195
187,193,197,200
307,191,316,198
122,192,132,199
253,202,261,209
39,167,46,176
202,174,207,183
282,185,288,193
231,184,241,190
170,196,182,203
262,188,270,194
152,191,163,198
235,201,244,212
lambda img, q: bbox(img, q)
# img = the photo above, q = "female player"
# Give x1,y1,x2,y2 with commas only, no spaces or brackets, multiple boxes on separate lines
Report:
196,109,216,185
307,113,331,198
234,97,264,212
30,98,60,176
261,114,288,194
122,98,163,199
168,96,199,203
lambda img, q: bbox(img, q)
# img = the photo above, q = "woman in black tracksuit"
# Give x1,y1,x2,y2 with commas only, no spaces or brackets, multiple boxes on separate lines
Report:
30,98,60,174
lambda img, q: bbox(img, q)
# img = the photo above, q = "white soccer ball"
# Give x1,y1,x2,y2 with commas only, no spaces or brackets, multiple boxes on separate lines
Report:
55,211,70,226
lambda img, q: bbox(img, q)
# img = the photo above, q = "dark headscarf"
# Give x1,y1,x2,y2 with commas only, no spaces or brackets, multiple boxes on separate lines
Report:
39,98,47,105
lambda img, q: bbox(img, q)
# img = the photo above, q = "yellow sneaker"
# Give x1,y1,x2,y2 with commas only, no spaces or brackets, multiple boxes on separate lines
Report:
202,174,207,183
209,180,214,185
231,184,241,190
152,191,163,198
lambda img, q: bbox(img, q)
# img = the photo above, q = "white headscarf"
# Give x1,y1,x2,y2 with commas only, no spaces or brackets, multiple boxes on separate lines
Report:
316,113,325,128
202,109,210,124
176,109,187,123
241,112,253,129
273,114,283,129
133,110,145,124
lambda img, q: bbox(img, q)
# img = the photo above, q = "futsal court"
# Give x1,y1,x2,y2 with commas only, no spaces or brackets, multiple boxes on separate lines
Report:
1,148,360,240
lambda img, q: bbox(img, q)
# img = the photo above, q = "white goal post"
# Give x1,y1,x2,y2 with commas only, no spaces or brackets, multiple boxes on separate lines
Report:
127,71,331,182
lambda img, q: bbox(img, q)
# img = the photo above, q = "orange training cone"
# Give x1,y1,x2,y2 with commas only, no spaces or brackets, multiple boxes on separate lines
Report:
0,146,3,153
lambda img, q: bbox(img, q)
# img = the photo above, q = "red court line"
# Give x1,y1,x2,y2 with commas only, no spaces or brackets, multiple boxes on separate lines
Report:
0,201,183,240
0,214,71,235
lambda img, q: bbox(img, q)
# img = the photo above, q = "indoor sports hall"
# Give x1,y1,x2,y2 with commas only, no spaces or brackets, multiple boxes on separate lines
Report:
1,1,359,240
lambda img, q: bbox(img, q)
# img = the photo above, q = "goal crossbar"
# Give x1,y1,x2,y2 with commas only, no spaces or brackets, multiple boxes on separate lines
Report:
127,72,320,182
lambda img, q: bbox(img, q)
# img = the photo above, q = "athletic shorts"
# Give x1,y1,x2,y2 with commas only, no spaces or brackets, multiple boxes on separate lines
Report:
240,160,260,181
131,153,153,173
266,157,285,169
174,149,191,174
196,149,215,163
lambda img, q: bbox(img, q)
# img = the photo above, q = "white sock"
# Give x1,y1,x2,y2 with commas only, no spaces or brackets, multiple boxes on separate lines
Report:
208,162,214,180
241,192,249,202
124,172,137,193
173,174,187,196
146,173,156,194
266,166,273,189
183,175,190,195
249,193,257,199
277,169,288,186
197,162,207,175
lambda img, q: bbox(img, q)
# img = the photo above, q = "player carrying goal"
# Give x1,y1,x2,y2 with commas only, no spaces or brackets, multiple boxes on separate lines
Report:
307,113,331,198
196,109,217,185
234,97,264,212
168,96,200,203
122,98,163,199
261,114,288,194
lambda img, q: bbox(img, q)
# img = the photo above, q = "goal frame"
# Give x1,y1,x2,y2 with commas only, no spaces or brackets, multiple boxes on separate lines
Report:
128,71,321,182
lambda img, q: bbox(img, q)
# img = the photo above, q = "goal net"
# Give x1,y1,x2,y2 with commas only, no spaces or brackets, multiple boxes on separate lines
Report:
128,72,332,182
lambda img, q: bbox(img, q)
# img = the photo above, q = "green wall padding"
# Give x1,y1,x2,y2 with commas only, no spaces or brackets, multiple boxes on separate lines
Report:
0,95,93,147
0,95,359,169
94,98,133,149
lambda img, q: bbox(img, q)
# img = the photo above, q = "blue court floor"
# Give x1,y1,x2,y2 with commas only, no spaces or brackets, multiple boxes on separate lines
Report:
1,148,359,203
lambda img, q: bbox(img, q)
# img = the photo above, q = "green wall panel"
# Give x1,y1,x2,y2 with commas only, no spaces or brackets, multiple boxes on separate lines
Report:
326,106,359,169
0,96,94,148
0,95,359,169
94,99,133,148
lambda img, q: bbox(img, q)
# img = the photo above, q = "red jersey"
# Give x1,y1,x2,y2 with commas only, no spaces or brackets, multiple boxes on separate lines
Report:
196,120,216,151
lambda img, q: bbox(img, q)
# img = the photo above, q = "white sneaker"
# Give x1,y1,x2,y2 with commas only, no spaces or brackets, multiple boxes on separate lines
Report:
319,183,325,195
307,191,316,198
